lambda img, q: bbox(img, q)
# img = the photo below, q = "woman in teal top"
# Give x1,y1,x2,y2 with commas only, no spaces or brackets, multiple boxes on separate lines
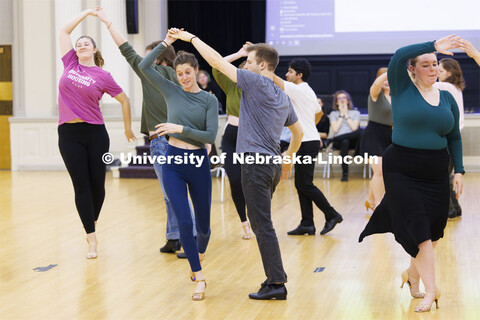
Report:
360,36,464,313
139,32,218,301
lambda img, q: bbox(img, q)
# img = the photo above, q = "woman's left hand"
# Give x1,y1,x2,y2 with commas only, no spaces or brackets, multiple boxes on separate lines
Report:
452,173,464,199
155,123,184,136
125,129,137,142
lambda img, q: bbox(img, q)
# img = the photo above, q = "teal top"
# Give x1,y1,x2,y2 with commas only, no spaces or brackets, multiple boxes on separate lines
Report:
388,41,464,173
212,68,241,117
119,42,179,136
139,43,218,148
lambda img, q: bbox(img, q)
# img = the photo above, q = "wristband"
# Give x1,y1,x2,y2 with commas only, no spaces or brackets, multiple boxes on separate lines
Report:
161,40,169,47
190,36,198,43
107,21,113,29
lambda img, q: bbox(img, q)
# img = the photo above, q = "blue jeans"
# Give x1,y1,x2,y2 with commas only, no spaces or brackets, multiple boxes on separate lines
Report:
150,136,196,240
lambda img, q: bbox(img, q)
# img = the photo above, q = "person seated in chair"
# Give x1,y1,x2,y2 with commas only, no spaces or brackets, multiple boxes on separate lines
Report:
328,90,361,181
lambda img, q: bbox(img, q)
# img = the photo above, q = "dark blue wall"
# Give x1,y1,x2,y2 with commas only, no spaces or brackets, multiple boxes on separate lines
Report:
276,54,480,114
168,0,480,115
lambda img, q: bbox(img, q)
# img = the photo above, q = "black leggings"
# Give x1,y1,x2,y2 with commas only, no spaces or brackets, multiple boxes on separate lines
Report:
295,140,337,226
58,123,110,234
221,124,247,222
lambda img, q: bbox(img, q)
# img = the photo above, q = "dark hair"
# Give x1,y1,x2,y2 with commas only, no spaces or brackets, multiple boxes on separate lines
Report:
173,51,199,70
76,36,104,67
333,90,354,110
440,58,465,91
288,58,311,81
146,41,176,67
246,43,279,71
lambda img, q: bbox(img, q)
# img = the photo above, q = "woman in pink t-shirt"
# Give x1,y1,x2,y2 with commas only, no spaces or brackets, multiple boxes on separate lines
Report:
58,8,136,259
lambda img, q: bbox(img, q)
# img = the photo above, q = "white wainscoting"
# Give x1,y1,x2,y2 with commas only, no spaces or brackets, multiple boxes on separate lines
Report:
9,114,480,172
9,117,142,171
9,115,229,171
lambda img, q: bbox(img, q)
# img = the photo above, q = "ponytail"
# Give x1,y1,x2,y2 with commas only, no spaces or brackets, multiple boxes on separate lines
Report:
94,50,104,68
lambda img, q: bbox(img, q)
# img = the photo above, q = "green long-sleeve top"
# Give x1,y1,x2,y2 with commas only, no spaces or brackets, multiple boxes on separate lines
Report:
139,43,218,148
388,41,464,173
212,68,241,117
119,42,179,136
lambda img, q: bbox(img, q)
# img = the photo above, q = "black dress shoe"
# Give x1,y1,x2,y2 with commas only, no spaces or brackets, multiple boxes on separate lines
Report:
320,213,343,235
448,209,462,219
287,225,316,235
249,282,287,300
159,240,181,253
341,173,348,182
177,252,187,259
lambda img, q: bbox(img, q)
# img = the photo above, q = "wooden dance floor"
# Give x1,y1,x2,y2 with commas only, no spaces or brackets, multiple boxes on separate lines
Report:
0,170,479,319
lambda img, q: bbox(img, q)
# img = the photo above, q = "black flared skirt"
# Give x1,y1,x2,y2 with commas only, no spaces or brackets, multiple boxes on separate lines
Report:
360,121,392,156
359,144,450,257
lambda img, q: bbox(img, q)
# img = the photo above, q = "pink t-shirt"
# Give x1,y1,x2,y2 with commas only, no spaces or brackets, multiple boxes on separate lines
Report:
58,49,123,125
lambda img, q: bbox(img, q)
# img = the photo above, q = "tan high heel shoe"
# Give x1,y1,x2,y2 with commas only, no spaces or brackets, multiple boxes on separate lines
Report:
415,289,440,312
242,222,253,240
365,200,375,212
400,270,425,298
192,279,207,301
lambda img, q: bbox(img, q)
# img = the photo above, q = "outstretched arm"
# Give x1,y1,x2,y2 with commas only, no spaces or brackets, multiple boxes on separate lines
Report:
223,41,252,63
456,38,480,67
169,29,238,83
388,35,460,96
94,7,127,47
59,9,96,56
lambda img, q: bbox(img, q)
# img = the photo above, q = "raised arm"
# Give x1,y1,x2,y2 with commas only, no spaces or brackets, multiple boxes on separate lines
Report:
169,29,238,83
94,7,127,47
370,72,388,102
212,42,250,93
388,35,459,96
138,36,178,98
113,92,136,142
456,38,480,67
223,41,252,63
59,9,96,56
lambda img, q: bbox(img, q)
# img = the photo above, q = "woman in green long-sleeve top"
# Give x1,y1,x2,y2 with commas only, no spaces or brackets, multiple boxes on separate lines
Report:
139,32,218,301
359,35,464,313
